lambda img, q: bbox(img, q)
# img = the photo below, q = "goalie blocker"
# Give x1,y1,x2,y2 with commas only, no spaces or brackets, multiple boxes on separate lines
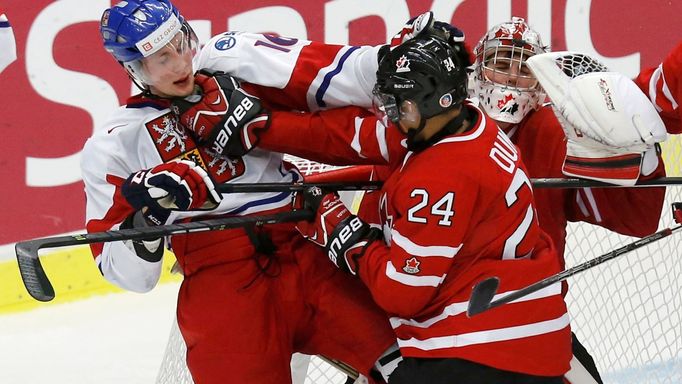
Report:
526,52,668,186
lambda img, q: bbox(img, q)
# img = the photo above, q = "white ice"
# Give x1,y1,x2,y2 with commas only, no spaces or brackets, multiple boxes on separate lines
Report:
0,283,180,384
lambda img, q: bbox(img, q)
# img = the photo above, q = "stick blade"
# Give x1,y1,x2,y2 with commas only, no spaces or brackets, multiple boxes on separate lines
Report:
467,277,500,317
16,241,55,302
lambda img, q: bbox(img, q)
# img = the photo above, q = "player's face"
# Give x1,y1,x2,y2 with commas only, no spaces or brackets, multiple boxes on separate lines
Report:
482,47,538,90
141,30,195,97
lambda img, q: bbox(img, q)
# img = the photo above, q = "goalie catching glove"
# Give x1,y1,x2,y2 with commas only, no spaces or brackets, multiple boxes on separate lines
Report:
172,70,270,157
294,187,378,275
121,159,222,214
526,52,667,186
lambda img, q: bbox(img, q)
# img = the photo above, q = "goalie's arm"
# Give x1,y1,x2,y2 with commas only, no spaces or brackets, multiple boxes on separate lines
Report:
635,39,682,134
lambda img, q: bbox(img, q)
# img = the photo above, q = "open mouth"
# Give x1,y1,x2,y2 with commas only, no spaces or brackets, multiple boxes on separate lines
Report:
174,75,190,86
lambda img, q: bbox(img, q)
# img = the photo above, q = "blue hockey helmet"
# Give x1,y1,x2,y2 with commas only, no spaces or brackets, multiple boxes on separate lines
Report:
100,0,184,63
100,0,198,89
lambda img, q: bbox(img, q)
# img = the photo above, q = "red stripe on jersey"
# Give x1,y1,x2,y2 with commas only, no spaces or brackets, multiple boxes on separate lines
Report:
243,42,346,110
86,174,135,259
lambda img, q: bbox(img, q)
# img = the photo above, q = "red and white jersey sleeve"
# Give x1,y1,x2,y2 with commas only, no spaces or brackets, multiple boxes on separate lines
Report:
195,32,381,111
354,107,571,376
0,12,16,73
636,40,682,134
259,106,407,167
513,107,666,263
82,97,300,293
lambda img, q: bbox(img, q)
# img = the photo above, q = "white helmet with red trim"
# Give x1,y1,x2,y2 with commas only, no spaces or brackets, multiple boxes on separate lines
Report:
472,17,548,124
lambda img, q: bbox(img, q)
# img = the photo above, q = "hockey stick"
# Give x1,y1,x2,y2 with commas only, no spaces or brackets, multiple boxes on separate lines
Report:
217,177,682,194
467,203,682,317
319,355,359,381
531,176,682,189
16,210,313,302
217,181,383,193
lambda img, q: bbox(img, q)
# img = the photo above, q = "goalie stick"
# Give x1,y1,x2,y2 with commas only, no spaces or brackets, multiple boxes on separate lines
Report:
16,210,313,302
466,202,682,317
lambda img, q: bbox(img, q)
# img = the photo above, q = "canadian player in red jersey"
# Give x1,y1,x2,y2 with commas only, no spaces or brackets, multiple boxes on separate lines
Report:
211,33,573,383
636,40,682,134
88,1,417,383
469,17,669,384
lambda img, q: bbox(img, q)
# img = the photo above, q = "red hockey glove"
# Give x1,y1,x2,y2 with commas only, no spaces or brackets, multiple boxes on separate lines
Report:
295,187,377,275
121,159,222,213
173,70,270,157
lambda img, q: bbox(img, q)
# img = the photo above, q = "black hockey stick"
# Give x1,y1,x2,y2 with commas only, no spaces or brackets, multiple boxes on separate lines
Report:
467,203,682,317
217,177,682,194
531,176,682,189
217,180,383,193
16,210,313,302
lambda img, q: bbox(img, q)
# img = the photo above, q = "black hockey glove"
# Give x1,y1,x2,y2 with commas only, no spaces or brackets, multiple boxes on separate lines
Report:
173,70,271,157
294,187,378,275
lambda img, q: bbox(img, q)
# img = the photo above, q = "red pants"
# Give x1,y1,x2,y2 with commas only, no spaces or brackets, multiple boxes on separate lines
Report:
172,223,395,383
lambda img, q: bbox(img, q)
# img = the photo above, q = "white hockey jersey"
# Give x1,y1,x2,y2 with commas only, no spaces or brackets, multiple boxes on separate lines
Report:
82,32,381,292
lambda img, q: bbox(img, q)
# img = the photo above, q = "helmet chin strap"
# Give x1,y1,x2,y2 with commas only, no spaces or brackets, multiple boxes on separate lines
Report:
405,117,428,152
406,105,469,152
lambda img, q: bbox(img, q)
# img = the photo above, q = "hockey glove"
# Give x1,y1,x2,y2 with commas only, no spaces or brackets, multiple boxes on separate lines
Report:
384,12,470,66
389,12,435,49
294,187,376,275
120,209,165,262
173,70,270,157
527,52,667,185
121,159,222,213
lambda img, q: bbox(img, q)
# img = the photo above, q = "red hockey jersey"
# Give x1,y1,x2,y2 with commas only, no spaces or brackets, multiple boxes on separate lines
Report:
636,40,682,134
260,104,572,376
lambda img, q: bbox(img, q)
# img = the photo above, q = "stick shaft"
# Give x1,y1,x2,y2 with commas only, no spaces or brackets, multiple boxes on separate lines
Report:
16,210,313,302
486,225,679,311
217,177,682,194
531,176,682,189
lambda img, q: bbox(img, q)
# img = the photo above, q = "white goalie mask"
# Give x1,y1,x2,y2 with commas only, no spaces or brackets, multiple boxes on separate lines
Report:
473,17,548,124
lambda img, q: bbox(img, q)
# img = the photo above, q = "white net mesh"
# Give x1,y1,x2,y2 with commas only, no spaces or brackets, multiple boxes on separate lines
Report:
156,148,682,383
554,52,610,78
565,137,682,384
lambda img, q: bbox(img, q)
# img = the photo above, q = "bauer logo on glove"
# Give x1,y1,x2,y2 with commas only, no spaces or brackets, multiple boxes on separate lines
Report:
173,70,271,157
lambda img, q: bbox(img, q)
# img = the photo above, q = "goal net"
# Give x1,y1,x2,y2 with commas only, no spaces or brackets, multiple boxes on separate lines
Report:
156,147,682,383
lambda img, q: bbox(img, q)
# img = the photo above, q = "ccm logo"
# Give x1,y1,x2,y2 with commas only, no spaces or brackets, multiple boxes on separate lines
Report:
328,216,364,262
212,97,255,154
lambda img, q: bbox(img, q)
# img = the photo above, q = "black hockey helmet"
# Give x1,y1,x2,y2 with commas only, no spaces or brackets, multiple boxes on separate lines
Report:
373,34,469,125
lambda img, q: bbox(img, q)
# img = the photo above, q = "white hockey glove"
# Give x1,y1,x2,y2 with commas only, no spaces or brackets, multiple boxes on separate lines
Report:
527,52,667,185
389,12,435,48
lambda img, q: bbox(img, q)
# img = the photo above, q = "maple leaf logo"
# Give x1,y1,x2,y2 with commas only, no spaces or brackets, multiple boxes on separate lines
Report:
402,257,421,274
497,94,514,109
